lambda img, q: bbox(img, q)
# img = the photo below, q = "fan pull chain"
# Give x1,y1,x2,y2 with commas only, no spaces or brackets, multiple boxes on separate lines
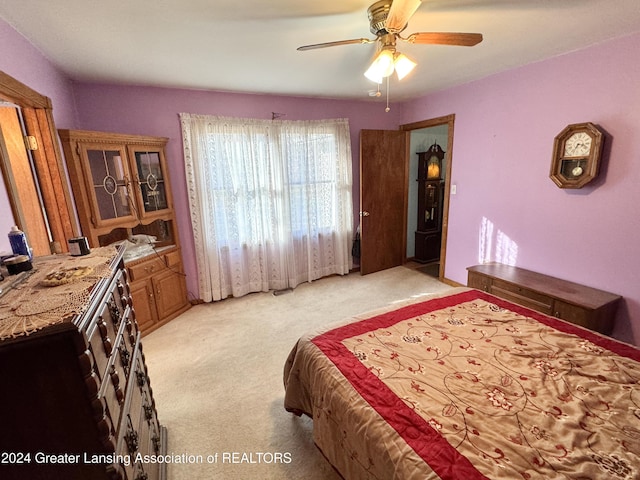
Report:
385,76,390,113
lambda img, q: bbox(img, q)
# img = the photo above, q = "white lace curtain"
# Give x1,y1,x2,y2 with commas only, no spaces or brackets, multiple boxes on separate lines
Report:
180,113,353,302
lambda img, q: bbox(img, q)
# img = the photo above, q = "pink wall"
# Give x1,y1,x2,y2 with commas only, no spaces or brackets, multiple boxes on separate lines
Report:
2,14,638,344
71,83,401,301
402,32,640,345
0,19,78,250
0,19,78,128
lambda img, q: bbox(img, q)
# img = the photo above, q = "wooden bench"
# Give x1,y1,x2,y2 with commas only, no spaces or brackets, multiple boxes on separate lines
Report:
467,263,621,335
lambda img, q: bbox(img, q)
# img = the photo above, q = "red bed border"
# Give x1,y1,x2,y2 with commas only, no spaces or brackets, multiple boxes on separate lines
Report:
311,289,639,480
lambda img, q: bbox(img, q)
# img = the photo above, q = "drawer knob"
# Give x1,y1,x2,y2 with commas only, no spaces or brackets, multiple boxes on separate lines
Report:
102,338,113,356
125,429,139,453
137,370,147,387
97,319,109,340
108,299,121,325
117,388,125,405
144,404,154,421
119,346,131,369
152,434,161,454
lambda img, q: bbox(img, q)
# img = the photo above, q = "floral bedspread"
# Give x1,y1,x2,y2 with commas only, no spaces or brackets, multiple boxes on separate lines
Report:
284,288,640,480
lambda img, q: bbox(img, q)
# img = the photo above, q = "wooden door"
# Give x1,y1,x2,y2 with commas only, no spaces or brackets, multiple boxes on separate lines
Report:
129,279,158,333
153,269,188,320
359,129,409,275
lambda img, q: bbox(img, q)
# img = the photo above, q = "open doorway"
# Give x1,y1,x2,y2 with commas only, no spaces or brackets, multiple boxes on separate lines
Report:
0,70,77,254
0,102,52,255
401,115,455,282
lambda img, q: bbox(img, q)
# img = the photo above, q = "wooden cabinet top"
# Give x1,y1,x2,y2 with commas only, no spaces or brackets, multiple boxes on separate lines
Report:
467,263,621,310
58,128,168,146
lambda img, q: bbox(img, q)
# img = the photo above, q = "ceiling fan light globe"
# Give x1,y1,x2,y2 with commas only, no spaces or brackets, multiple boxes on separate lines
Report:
377,49,396,76
364,68,383,84
394,53,417,80
365,49,395,82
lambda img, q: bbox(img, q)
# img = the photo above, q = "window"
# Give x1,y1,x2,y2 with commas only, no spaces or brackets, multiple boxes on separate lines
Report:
181,114,353,302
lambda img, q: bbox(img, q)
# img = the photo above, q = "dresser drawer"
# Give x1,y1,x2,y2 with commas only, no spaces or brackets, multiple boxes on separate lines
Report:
100,340,128,430
553,301,590,327
107,268,129,322
87,309,118,382
133,389,161,480
127,257,166,281
127,348,146,435
116,338,162,480
491,279,553,314
87,269,131,381
164,249,182,268
127,249,183,281
117,414,148,476
467,272,491,291
130,348,161,440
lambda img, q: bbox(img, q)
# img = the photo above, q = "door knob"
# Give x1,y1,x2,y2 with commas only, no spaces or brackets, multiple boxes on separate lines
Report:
360,211,370,217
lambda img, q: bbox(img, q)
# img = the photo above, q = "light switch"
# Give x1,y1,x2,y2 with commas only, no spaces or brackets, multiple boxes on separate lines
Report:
451,184,457,195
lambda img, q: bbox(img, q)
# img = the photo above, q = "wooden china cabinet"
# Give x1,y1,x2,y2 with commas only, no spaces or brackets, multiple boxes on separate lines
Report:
59,129,190,334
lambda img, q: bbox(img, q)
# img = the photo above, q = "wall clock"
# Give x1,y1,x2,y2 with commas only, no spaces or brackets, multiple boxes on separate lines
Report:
550,122,604,189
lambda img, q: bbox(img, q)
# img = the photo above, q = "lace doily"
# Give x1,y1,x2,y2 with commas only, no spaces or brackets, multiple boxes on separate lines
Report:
0,247,119,340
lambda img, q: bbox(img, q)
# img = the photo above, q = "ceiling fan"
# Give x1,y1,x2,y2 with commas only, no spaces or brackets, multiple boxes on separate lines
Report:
297,0,483,84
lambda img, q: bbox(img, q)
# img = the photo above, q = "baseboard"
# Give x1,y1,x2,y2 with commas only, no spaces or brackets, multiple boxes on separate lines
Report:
441,277,464,287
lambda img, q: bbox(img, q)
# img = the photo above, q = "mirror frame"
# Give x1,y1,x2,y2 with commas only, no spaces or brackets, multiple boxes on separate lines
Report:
0,70,77,252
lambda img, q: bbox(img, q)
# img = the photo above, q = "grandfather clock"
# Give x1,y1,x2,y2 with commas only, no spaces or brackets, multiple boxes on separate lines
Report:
415,142,445,263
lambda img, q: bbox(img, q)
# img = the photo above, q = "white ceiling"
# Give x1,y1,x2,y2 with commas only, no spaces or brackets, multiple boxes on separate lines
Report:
1,0,640,102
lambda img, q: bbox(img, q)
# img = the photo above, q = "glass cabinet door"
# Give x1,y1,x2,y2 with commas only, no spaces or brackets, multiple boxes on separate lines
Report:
130,146,171,217
81,145,136,226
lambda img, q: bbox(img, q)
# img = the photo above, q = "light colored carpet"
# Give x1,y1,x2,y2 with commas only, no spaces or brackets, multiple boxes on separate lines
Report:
142,266,452,479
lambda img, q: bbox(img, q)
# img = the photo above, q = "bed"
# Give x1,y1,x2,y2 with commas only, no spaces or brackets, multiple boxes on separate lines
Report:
283,287,640,480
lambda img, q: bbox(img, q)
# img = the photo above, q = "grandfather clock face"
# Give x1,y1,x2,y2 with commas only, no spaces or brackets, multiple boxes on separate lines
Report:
427,155,441,179
424,143,444,180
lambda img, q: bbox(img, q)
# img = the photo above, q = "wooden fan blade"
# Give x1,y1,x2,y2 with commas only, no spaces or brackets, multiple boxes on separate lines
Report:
385,0,422,33
405,32,483,46
297,38,374,51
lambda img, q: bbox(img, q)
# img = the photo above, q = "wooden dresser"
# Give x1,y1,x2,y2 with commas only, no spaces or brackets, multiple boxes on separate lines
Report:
467,263,621,335
0,247,166,480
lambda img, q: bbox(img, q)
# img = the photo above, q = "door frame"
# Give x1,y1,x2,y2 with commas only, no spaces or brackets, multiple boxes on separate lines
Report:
400,114,455,283
0,70,77,251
